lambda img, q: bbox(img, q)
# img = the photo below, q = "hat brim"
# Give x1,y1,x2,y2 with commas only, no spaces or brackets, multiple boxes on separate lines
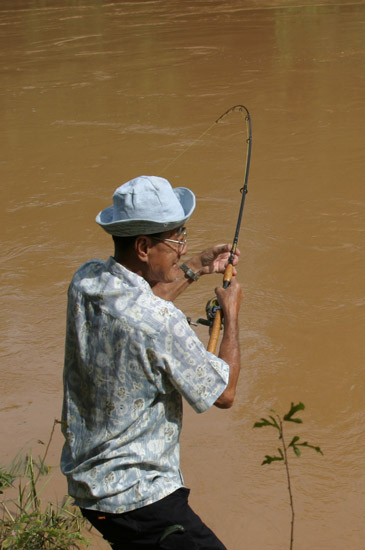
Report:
96,187,196,237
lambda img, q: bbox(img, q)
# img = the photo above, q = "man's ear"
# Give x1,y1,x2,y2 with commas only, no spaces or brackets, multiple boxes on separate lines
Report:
134,235,151,262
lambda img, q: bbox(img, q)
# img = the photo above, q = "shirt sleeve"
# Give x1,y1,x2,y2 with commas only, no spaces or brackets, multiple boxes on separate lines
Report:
146,308,230,414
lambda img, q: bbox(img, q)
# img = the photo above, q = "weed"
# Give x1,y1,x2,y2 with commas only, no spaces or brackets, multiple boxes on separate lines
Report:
0,420,89,550
254,402,323,550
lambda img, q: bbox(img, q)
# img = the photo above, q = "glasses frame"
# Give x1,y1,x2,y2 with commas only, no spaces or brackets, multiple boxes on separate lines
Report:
151,231,187,252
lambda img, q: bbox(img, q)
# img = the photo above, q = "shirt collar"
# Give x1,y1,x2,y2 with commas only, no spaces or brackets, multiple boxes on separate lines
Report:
105,256,152,293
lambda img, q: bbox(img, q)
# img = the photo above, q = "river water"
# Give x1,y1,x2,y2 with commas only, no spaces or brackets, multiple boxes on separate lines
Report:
1,1,364,549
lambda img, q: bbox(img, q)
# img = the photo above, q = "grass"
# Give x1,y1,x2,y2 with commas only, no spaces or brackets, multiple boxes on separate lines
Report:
0,420,90,550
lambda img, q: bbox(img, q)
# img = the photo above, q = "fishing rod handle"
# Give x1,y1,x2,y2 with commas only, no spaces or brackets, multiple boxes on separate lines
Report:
207,262,234,354
223,263,234,286
207,309,222,353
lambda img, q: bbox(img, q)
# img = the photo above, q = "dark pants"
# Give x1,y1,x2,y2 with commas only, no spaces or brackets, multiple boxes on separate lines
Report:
81,488,227,550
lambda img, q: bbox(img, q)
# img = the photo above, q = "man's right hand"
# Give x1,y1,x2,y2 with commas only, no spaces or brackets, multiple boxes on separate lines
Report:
213,277,242,410
214,277,242,321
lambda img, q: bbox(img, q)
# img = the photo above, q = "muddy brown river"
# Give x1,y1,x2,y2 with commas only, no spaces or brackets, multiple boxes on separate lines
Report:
1,1,364,549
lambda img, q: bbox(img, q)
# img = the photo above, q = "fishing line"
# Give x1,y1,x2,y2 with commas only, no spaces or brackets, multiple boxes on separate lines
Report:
159,105,252,354
160,104,249,175
216,105,252,269
160,120,217,175
195,104,252,353
162,104,251,267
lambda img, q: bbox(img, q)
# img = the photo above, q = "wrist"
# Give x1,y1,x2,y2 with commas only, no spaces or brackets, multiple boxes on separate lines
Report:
180,262,201,282
184,253,205,276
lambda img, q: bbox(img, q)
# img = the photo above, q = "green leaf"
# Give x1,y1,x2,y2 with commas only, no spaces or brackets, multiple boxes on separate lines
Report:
262,453,284,465
253,420,267,428
253,416,280,431
283,402,305,423
293,446,301,457
297,441,324,455
268,415,280,431
288,436,300,448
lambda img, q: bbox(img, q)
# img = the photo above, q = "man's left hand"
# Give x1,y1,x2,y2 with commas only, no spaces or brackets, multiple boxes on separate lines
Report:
196,244,240,276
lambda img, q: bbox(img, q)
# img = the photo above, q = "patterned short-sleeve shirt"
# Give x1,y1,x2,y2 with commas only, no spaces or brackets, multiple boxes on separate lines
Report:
61,257,229,513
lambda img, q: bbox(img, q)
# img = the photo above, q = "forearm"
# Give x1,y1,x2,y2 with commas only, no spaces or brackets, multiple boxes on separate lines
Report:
151,244,239,301
152,257,202,301
214,317,241,409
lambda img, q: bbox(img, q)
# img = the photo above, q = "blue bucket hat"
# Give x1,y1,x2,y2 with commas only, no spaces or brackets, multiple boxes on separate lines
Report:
96,175,196,237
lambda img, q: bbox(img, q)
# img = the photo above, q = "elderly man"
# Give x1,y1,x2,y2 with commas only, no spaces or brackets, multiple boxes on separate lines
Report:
61,175,242,550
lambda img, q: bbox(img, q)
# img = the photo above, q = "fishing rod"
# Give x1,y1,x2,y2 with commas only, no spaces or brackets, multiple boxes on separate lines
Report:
197,104,252,354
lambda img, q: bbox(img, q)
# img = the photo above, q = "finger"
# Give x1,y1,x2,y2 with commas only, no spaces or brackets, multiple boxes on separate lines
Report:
224,243,240,255
214,243,231,255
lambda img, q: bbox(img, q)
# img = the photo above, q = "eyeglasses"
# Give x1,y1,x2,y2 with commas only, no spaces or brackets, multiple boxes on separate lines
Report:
151,230,187,252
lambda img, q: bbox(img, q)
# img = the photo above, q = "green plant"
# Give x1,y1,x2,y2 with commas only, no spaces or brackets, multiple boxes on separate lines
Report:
254,402,323,550
0,470,15,494
0,420,89,550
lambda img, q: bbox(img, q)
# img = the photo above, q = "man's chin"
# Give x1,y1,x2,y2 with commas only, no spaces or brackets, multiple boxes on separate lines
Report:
148,264,182,286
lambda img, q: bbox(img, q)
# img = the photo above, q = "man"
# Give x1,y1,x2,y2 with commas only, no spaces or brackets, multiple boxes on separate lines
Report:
61,175,242,549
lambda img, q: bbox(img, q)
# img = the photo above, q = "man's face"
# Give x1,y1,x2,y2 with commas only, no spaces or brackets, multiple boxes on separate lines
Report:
145,226,188,284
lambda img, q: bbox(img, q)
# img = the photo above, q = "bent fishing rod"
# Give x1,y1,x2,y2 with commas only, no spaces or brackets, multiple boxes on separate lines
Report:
197,104,252,354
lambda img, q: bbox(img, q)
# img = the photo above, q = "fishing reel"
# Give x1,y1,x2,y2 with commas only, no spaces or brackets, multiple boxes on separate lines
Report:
187,297,224,329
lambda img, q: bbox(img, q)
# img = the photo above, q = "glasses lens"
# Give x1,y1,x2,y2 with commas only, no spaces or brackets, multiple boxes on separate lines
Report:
151,231,187,251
